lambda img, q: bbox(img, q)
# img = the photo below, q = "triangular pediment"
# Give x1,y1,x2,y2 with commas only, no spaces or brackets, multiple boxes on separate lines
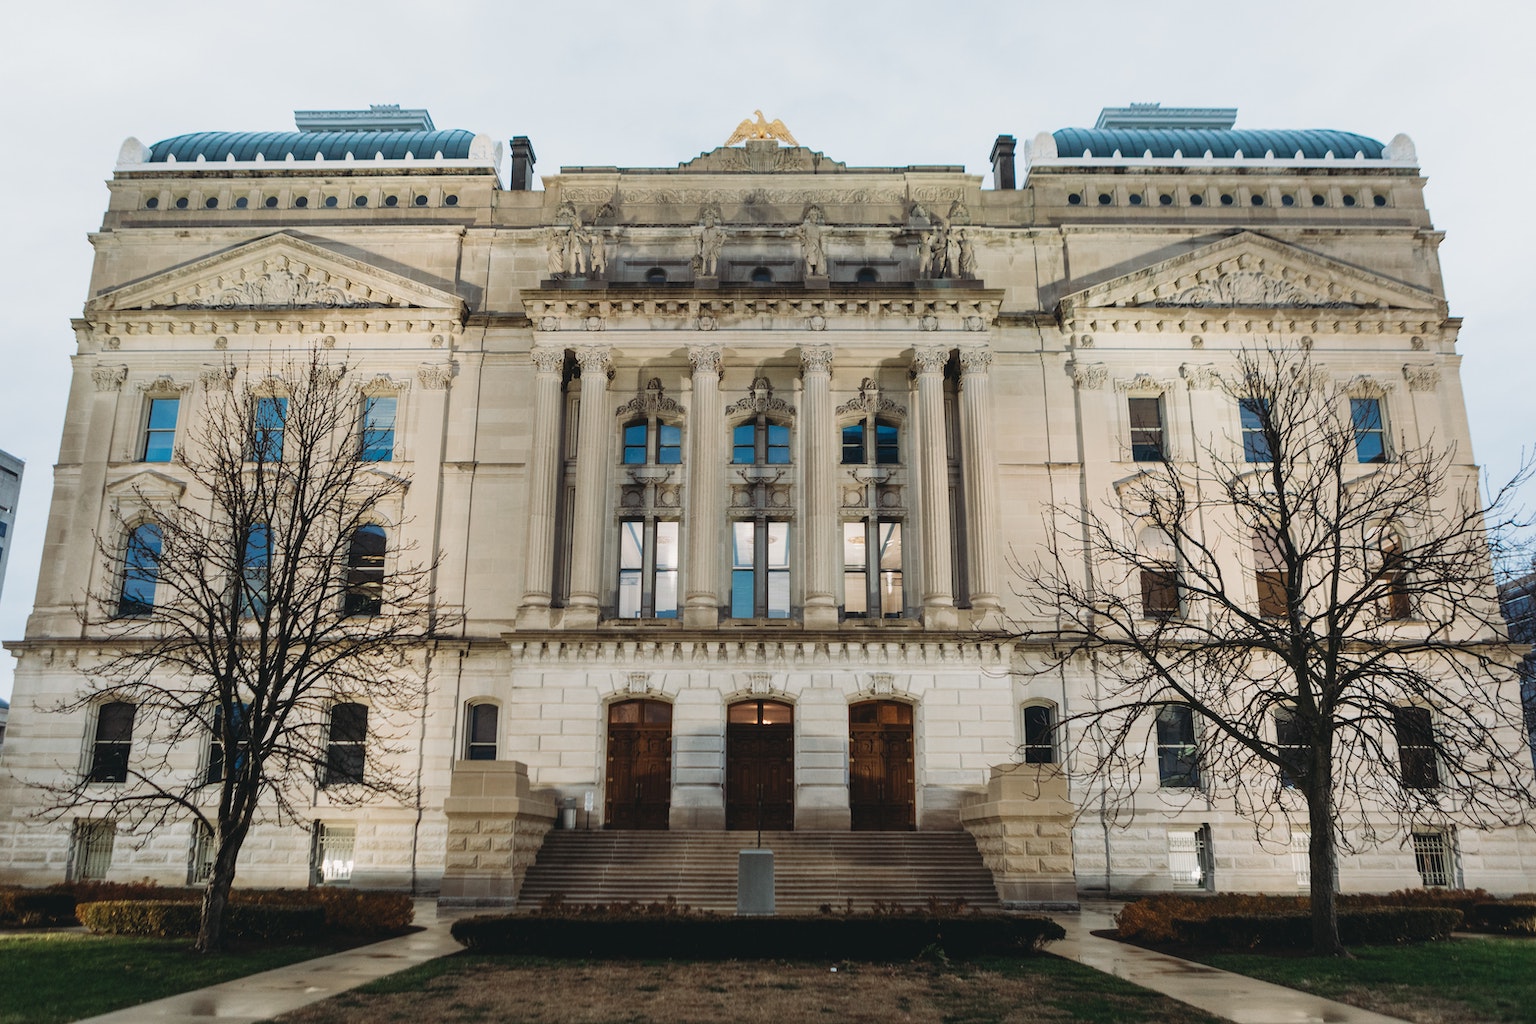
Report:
92,233,465,313
1060,232,1444,317
106,469,186,503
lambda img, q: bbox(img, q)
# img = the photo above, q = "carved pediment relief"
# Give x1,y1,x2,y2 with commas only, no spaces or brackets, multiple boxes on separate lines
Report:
1060,232,1444,319
106,469,187,504
91,233,465,313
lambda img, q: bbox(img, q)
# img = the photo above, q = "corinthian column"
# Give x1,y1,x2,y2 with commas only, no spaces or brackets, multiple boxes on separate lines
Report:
959,345,1002,623
517,347,566,627
565,345,611,627
913,345,957,629
800,345,838,628
683,344,723,628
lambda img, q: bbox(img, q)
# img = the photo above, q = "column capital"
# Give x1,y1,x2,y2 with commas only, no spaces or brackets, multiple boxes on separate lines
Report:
575,344,612,379
912,345,950,376
530,347,565,374
800,345,834,376
688,343,723,377
958,345,993,375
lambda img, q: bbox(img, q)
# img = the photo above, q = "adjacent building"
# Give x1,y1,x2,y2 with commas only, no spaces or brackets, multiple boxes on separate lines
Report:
0,103,1531,899
0,449,21,604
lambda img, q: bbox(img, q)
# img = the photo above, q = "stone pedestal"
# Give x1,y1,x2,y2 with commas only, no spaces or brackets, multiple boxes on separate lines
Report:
803,274,829,290
438,760,557,907
960,764,1079,908
737,849,775,916
696,275,720,289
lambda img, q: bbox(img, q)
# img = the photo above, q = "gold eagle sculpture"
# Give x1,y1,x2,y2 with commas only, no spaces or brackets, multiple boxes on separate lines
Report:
726,110,798,146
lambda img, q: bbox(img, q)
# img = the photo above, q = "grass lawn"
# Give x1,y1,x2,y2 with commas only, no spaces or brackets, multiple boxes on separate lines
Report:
1198,937,1536,1024
272,952,1226,1024
0,932,341,1024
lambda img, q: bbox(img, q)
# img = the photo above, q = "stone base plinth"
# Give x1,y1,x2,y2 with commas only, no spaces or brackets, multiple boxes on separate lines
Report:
960,763,1079,908
438,760,556,908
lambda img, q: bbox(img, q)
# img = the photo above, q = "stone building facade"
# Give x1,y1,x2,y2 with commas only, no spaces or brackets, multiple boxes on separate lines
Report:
1,103,1532,899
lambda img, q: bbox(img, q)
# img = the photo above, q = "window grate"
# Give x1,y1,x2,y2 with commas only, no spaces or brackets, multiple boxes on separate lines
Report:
1168,829,1208,887
73,821,115,882
317,824,356,884
190,823,216,884
1291,831,1311,888
1413,832,1452,887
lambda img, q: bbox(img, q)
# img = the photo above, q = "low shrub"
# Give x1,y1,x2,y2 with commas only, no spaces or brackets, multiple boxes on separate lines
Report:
450,913,1064,959
77,900,326,941
1117,889,1495,945
1172,907,1463,950
1471,902,1536,935
21,883,413,935
0,889,77,927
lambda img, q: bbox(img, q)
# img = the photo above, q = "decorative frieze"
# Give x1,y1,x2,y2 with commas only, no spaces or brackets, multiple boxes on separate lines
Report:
521,294,1001,334
134,375,191,395
1344,375,1393,398
1113,373,1176,393
506,635,1014,667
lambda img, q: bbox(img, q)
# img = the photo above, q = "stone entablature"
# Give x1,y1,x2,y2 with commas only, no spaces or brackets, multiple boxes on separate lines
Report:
505,634,1014,668
523,292,1003,334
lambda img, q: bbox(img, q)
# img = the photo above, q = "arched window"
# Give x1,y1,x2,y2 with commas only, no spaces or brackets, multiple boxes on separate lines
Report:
117,523,162,617
1021,704,1056,764
88,702,136,783
644,267,668,284
750,266,773,284
855,267,879,283
465,702,499,761
344,525,386,617
324,703,367,785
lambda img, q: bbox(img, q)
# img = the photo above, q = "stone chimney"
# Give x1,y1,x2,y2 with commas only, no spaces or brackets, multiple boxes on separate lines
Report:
990,134,1017,190
510,136,537,191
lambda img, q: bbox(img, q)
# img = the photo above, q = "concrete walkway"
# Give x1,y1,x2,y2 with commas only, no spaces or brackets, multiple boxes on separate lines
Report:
72,900,463,1024
1055,903,1411,1024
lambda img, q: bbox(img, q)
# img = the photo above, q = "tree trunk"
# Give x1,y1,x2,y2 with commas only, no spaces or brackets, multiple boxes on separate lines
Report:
1305,784,1347,957
195,841,240,953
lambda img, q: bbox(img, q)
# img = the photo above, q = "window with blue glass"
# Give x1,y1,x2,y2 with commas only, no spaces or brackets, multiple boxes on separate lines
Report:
142,398,179,462
1351,397,1386,464
117,523,162,617
733,419,790,465
207,703,251,785
360,396,396,462
732,520,790,619
251,397,287,462
241,524,270,617
1240,398,1271,463
622,421,682,466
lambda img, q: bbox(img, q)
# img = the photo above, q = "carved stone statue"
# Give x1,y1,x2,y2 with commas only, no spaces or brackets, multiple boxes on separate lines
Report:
796,207,827,278
926,226,950,278
917,230,936,278
697,211,724,278
585,229,607,279
957,230,977,280
545,228,568,278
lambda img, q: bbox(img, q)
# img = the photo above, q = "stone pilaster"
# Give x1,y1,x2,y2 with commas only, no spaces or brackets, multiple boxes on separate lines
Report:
564,345,611,628
959,346,1003,624
684,344,723,628
800,345,838,628
517,348,566,628
913,345,957,629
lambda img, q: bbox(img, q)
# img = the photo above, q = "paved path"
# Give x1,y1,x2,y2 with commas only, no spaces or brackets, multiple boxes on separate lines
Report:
1055,903,1411,1024
71,900,462,1024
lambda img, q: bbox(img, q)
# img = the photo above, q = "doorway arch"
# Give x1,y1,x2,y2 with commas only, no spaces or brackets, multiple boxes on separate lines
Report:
848,700,915,830
726,699,794,831
605,698,672,829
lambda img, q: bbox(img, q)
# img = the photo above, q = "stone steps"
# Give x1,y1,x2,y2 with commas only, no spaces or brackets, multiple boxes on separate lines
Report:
515,830,1002,913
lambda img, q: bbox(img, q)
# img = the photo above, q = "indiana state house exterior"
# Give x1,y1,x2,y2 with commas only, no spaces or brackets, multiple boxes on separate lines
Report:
1,103,1532,902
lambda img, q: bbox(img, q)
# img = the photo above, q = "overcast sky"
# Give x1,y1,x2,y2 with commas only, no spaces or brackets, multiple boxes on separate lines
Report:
1,0,1530,701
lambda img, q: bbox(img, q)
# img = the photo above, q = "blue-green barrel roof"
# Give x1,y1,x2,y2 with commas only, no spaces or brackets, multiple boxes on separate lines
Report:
146,129,478,162
1052,127,1386,160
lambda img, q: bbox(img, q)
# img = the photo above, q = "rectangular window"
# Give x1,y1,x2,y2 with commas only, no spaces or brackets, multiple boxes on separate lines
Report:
1240,398,1271,463
732,423,756,465
252,397,287,462
732,520,789,618
841,423,865,465
241,524,270,617
1254,528,1287,618
1395,706,1439,789
142,398,179,462
1141,567,1179,619
654,521,679,617
877,520,903,617
875,420,900,465
88,703,135,784
325,703,367,786
620,520,679,619
189,822,216,885
766,520,790,617
71,821,115,882
1351,397,1386,464
360,396,396,462
619,519,644,618
1129,396,1165,461
1156,705,1200,788
842,522,868,617
207,703,250,785
315,823,356,884
1274,706,1307,788
466,703,498,761
1413,831,1453,887
657,423,682,465
623,423,648,465
1022,705,1055,764
731,522,756,618
766,423,791,465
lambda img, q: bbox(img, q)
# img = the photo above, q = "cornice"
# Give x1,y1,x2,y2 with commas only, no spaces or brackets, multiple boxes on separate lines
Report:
504,630,1014,668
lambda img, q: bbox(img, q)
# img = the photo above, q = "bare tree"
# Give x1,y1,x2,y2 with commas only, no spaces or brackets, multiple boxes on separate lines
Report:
42,349,452,952
1019,346,1535,956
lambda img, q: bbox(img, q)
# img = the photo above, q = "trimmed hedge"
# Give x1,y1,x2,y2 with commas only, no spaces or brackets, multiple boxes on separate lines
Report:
1471,902,1536,935
77,900,326,941
1172,908,1463,950
0,889,77,927
451,914,1065,960
4,884,413,935
1116,889,1498,945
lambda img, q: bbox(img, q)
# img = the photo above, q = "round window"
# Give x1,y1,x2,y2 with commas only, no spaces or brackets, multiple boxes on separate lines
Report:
1128,193,1143,206
324,196,339,208
354,195,368,207
265,196,279,208
295,196,309,208
1219,193,1234,206
1067,193,1082,205
1158,194,1173,206
384,195,399,207
1280,194,1295,207
1311,194,1326,207
1097,193,1112,205
234,196,248,209
1342,194,1357,207
444,194,459,206
414,194,428,206
1190,194,1204,206
205,196,218,209
1373,194,1387,207
145,197,159,209
174,196,188,209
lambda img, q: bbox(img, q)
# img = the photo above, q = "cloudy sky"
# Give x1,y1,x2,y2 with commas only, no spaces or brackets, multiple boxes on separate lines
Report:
0,0,1530,701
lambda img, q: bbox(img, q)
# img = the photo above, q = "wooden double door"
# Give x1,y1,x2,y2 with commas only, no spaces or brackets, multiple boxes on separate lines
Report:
605,699,672,830
726,700,794,831
849,700,915,830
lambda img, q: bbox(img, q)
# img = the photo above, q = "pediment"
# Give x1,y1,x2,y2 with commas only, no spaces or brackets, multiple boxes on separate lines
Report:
91,233,465,313
106,469,186,503
1060,232,1444,318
